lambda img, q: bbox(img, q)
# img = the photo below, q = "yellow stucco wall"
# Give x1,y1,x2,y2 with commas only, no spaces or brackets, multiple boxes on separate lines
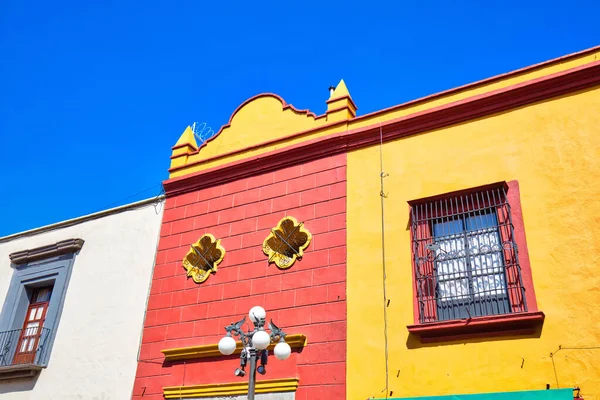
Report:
346,86,600,399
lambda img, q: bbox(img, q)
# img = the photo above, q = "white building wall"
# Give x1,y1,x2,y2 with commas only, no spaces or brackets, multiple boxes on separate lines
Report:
0,198,164,400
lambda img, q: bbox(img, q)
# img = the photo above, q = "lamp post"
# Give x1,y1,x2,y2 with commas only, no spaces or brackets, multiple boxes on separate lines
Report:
218,306,292,400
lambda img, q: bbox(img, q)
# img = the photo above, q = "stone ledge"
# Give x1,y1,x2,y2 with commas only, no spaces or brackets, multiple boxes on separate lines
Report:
0,364,44,381
162,333,307,361
407,311,545,343
163,377,299,399
9,239,85,265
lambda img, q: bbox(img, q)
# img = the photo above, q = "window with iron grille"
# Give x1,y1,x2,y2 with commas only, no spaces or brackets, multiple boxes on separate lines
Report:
410,183,528,323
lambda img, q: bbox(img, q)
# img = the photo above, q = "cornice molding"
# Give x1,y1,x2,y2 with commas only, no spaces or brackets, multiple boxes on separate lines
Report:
0,364,44,381
0,196,164,243
407,311,545,343
326,94,358,110
161,333,307,361
163,377,299,399
9,239,85,265
164,61,600,197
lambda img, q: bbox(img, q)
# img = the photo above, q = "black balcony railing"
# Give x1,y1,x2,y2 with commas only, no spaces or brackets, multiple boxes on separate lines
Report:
0,328,52,367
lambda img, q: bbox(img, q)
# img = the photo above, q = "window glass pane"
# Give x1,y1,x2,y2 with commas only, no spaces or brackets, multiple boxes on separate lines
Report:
35,307,44,320
434,219,468,301
439,279,469,300
27,339,35,352
436,237,467,277
473,274,507,297
28,308,37,321
25,322,39,336
433,219,463,238
20,339,29,353
35,287,52,303
465,212,497,231
469,232,503,274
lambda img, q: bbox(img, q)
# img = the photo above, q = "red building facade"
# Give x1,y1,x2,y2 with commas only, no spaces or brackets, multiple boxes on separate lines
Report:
132,154,347,399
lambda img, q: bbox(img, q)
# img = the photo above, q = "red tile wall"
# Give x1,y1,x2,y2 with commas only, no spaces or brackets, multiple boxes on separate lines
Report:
132,154,347,400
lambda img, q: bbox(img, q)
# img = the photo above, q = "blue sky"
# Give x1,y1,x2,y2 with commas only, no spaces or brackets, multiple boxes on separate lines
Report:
0,0,598,236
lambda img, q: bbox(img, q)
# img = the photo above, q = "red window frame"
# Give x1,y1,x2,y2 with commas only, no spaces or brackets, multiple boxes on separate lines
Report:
407,181,544,341
13,286,52,365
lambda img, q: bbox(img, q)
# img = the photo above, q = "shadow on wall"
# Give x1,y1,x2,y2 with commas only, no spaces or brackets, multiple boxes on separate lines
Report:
406,323,544,350
0,373,39,394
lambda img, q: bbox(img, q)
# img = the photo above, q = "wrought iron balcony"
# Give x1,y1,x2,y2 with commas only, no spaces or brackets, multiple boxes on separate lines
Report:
0,327,52,380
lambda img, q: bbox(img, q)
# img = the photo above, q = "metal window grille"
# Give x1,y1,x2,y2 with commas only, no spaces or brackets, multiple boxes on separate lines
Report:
410,184,527,323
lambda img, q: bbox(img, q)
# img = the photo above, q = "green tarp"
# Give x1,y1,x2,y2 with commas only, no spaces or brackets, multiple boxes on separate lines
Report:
382,389,572,400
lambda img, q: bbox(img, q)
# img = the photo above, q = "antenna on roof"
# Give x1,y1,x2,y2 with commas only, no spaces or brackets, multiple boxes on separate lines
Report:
191,121,216,144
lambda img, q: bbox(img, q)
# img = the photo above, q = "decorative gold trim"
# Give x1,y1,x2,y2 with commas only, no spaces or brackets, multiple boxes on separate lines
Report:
182,233,225,283
262,216,312,269
162,333,307,361
163,377,299,398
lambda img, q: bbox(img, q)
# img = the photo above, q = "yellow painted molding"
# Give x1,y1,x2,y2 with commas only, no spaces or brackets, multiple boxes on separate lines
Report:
162,333,307,361
164,377,299,398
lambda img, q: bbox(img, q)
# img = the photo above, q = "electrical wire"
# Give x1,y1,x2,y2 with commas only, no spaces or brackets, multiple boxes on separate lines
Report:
100,183,164,212
550,356,560,388
178,360,187,399
379,125,390,399
549,345,600,389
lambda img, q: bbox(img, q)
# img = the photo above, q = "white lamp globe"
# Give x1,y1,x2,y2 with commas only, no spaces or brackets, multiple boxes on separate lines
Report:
274,341,292,360
252,330,271,350
249,306,266,323
218,336,237,356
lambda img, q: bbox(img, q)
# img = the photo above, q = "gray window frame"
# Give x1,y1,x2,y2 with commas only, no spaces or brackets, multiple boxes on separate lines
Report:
0,239,82,367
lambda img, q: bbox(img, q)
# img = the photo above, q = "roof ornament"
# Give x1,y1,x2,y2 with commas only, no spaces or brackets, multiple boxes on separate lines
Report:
191,121,217,144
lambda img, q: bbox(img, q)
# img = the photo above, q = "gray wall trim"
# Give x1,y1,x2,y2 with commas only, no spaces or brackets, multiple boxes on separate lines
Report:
0,254,78,366
9,239,84,265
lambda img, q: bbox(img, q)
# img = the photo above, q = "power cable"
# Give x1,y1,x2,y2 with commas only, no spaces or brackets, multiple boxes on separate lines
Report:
100,183,164,212
379,125,390,399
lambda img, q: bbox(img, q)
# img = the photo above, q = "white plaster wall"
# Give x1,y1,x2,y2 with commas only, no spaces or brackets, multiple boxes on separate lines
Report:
0,199,164,399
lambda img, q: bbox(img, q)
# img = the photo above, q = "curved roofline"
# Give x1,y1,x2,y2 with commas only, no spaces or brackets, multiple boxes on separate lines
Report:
173,45,599,174
196,93,319,152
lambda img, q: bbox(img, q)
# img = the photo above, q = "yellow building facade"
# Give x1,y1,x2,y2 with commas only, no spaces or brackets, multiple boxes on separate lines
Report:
346,59,600,399
162,46,600,400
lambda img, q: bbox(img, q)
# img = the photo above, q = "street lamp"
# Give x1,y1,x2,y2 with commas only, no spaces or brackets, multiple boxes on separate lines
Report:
218,306,292,400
